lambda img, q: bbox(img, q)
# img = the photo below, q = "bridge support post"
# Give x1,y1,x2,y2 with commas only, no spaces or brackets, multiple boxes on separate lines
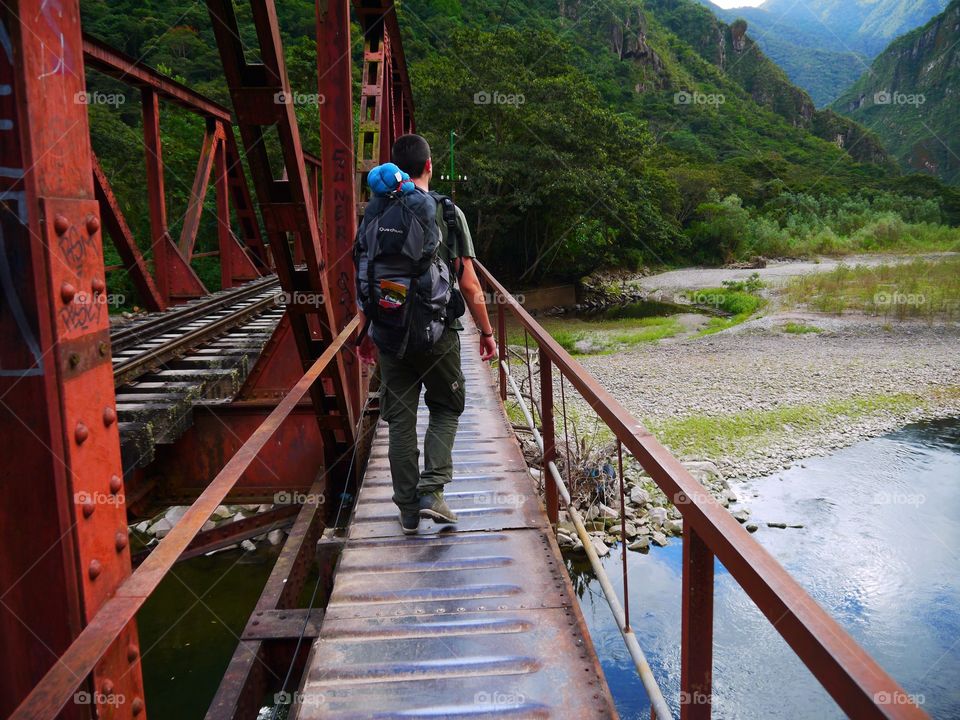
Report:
680,525,715,719
0,1,144,716
539,349,559,524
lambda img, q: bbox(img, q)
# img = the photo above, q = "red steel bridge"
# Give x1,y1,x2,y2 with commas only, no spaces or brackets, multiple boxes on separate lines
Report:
0,1,929,718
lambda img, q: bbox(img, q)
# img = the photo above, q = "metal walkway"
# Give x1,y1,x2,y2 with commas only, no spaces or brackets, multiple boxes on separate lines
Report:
294,326,618,718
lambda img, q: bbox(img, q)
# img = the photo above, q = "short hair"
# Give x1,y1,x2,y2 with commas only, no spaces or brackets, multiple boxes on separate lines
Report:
392,134,431,178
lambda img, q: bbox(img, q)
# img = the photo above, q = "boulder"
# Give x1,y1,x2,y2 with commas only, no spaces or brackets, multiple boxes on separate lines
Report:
628,537,650,552
648,506,668,528
266,529,285,546
664,518,683,536
590,536,611,557
651,531,669,547
731,509,751,523
629,486,650,506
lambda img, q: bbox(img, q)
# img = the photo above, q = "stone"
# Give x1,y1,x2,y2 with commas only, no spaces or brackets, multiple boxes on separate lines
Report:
257,504,274,513
767,522,787,529
746,523,759,533
134,521,150,533
585,506,600,521
598,504,620,519
241,539,257,551
557,531,577,549
731,509,751,523
212,505,233,520
164,506,188,525
624,522,639,539
147,518,173,538
648,506,668,528
628,537,650,552
722,489,738,504
590,536,611,557
664,518,683,536
201,520,216,532
651,531,669,547
629,486,650,506
266,529,285,546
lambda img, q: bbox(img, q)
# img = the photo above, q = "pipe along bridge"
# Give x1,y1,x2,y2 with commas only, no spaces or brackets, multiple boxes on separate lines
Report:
0,1,927,718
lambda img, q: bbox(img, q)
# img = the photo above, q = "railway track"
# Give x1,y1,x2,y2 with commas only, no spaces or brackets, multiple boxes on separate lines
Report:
111,277,286,478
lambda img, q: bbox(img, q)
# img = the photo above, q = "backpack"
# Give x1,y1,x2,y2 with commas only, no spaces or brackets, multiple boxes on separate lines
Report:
354,188,464,358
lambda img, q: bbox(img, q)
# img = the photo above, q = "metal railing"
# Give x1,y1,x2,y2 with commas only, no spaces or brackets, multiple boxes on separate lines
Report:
476,261,928,720
9,316,360,720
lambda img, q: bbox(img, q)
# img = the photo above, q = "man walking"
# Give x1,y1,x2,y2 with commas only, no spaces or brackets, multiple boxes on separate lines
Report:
357,133,497,534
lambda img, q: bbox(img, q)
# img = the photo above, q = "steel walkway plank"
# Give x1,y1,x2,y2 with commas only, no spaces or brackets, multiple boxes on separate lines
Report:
294,328,617,719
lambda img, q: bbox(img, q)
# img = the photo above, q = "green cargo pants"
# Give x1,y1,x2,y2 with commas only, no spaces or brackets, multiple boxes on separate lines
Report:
378,327,466,513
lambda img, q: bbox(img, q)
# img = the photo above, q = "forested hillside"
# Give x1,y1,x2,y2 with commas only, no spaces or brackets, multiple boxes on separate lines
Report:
833,0,960,183
79,0,958,294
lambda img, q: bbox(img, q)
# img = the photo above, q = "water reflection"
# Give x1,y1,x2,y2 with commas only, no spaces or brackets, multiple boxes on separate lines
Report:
570,417,960,719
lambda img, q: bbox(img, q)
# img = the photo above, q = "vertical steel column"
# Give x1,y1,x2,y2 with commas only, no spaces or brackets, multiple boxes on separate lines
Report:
0,1,144,717
539,348,558,524
355,9,386,209
142,88,169,301
680,525,715,719
317,0,360,422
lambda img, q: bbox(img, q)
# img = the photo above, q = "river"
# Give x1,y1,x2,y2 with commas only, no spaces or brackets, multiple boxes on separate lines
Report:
569,417,960,719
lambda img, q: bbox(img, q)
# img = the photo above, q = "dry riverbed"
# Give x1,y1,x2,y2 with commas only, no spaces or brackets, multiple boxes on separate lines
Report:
522,255,960,554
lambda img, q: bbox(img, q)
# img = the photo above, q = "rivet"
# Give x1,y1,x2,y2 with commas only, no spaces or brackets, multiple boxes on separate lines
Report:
53,214,69,235
101,678,114,695
60,282,77,303
127,643,139,662
115,530,128,552
82,501,95,518
98,341,109,357
103,407,116,426
109,475,122,494
132,697,144,715
69,353,81,369
252,619,259,626
75,422,89,444
91,276,105,295
88,559,102,580
85,214,100,235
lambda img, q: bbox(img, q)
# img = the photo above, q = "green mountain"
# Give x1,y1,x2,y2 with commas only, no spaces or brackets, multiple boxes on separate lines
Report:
701,0,949,105
833,0,960,183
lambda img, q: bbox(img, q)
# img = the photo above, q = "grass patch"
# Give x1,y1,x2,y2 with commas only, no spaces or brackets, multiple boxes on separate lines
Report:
506,315,684,355
647,393,926,459
781,322,823,334
685,280,767,336
784,257,960,319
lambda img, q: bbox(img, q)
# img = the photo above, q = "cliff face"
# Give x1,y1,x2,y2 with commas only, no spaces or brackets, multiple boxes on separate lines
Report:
833,0,960,182
643,0,891,164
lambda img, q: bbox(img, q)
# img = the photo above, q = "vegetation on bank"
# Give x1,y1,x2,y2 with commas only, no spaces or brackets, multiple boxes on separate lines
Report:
784,257,960,319
506,316,685,355
647,392,931,459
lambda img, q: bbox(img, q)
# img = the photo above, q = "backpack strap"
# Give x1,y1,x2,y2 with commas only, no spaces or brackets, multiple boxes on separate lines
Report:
431,192,465,280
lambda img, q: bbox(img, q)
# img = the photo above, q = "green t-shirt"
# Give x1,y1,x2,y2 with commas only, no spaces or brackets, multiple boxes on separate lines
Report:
435,199,475,329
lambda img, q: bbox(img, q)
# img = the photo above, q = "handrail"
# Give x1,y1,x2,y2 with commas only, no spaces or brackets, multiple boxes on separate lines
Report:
10,315,360,720
475,261,927,720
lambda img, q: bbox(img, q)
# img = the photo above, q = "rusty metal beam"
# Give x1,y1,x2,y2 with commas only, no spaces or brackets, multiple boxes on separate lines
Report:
91,152,165,311
9,316,359,720
475,262,927,720
179,120,224,260
0,2,145,717
83,34,232,121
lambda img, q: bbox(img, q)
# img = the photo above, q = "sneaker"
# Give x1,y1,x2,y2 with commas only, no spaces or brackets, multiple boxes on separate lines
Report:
419,491,458,524
399,508,420,535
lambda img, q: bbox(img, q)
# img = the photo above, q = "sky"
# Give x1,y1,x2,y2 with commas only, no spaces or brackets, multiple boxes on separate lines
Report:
710,0,765,7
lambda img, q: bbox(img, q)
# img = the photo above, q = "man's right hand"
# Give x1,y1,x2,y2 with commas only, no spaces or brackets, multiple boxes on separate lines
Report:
479,333,497,362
